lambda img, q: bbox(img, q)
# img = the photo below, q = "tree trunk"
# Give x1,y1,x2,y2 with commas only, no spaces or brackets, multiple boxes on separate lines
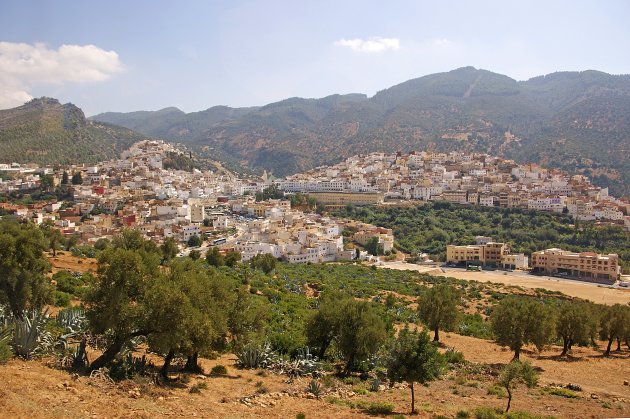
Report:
344,353,355,376
410,381,416,414
433,326,439,342
616,338,621,352
567,338,573,352
505,388,512,412
90,336,126,371
512,346,520,361
605,338,613,356
161,349,175,379
318,339,331,360
183,352,202,373
560,337,569,356
89,330,150,371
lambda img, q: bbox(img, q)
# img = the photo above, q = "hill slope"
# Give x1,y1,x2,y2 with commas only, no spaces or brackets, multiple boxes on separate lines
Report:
90,68,630,196
0,98,146,166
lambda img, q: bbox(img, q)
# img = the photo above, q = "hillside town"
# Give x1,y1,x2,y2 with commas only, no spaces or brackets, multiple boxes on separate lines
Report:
0,141,627,277
0,141,393,263
278,151,630,229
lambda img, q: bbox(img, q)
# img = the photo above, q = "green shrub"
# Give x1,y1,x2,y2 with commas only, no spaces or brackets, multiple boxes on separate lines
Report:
211,364,228,375
540,386,579,398
368,402,394,415
296,413,306,419
189,382,207,393
473,406,502,419
456,410,470,419
0,339,13,364
444,348,466,365
343,376,361,385
487,384,507,398
458,314,493,339
53,271,81,294
53,291,71,307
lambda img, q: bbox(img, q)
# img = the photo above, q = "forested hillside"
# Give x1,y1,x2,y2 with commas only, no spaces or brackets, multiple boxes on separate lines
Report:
92,67,630,196
0,98,146,166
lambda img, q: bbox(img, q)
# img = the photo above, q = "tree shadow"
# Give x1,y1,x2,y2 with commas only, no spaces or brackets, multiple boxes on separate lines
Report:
586,351,630,360
536,354,583,362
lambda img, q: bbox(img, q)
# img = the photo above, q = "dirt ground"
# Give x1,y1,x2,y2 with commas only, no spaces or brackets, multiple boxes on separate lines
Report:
1,335,628,419
380,262,630,306
47,252,97,275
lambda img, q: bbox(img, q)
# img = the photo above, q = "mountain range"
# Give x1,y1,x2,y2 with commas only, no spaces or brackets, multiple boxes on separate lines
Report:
92,67,630,196
0,97,146,167
1,67,628,197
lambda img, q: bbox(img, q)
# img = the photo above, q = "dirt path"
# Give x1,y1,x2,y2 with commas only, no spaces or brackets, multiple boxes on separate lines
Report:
380,262,630,305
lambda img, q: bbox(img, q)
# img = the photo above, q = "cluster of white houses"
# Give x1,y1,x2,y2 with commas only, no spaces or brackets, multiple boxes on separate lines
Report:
446,237,621,281
0,142,626,273
0,141,395,264
276,151,630,230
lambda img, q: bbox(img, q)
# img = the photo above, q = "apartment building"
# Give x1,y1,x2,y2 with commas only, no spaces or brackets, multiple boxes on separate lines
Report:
446,242,510,266
531,248,620,281
308,191,384,206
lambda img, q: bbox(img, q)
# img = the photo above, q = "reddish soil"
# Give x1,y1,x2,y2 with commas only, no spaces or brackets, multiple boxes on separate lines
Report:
1,335,628,419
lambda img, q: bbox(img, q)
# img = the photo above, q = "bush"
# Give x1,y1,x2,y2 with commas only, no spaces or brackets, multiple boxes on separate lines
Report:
53,291,71,307
255,380,269,394
487,384,507,398
473,407,502,419
540,386,579,398
444,348,466,365
296,414,306,419
211,364,228,375
456,410,471,419
189,382,207,393
458,314,493,340
0,339,13,364
363,401,394,415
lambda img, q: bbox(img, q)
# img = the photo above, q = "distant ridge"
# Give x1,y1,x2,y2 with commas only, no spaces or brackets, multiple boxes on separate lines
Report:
49,68,630,196
0,97,147,166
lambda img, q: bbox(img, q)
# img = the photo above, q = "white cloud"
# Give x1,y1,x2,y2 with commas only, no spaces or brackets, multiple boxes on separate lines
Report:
431,38,452,48
0,42,123,109
334,37,401,53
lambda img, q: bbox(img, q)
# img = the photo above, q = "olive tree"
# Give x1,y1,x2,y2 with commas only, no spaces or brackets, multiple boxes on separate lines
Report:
498,361,538,412
145,259,232,377
337,299,387,374
556,300,598,356
387,328,445,414
0,220,52,318
86,245,160,370
490,297,556,359
305,290,350,358
599,304,630,356
417,283,461,342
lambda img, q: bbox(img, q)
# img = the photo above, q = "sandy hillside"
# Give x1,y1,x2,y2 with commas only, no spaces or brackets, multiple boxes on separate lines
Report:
1,336,628,419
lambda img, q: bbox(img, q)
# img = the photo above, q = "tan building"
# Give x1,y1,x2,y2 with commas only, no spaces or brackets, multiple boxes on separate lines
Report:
531,248,620,281
308,191,384,206
441,190,467,204
446,242,510,266
353,227,394,253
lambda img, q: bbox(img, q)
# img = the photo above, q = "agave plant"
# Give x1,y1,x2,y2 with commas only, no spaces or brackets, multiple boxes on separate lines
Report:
306,379,323,399
236,342,274,369
370,378,382,392
12,308,53,359
56,308,87,334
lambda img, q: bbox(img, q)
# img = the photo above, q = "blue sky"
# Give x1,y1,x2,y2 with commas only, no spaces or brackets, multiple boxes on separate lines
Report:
1,0,629,115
